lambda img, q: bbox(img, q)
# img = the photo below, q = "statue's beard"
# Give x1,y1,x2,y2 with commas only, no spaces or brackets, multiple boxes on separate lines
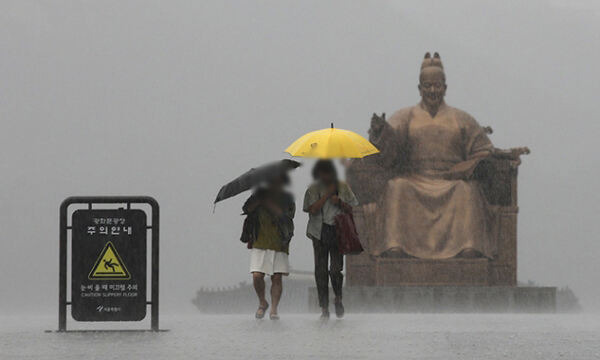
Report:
423,92,444,107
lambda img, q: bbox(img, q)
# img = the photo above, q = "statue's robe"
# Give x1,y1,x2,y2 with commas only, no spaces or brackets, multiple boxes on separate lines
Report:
369,102,495,259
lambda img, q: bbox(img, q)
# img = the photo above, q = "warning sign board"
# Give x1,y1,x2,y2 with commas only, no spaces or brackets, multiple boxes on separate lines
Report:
71,209,147,321
88,242,131,280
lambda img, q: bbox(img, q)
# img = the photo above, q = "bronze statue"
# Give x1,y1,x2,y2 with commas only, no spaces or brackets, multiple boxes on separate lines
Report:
367,52,496,259
345,52,530,286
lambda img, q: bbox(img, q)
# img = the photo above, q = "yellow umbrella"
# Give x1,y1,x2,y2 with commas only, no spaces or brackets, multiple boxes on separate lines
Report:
285,123,379,159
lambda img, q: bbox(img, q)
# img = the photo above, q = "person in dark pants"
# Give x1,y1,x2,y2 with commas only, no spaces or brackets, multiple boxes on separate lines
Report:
303,160,358,319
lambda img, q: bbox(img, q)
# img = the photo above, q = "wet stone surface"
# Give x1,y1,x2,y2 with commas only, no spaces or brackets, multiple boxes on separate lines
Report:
2,313,600,359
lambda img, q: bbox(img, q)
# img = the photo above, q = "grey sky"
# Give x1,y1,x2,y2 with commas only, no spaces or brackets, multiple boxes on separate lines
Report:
1,0,599,313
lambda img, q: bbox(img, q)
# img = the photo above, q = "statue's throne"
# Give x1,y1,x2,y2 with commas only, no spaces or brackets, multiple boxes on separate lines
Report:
345,128,529,287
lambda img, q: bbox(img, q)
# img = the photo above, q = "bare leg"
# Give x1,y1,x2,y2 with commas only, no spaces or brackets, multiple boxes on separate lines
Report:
252,272,268,309
270,273,283,316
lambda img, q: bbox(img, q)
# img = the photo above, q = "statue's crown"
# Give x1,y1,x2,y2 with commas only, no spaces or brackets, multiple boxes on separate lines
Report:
420,52,444,70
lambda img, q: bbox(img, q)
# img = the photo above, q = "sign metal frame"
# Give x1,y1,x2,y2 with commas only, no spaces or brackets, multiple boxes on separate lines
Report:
59,196,159,332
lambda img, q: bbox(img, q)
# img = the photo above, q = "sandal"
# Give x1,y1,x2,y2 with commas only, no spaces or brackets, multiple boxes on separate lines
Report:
255,303,269,319
269,313,280,321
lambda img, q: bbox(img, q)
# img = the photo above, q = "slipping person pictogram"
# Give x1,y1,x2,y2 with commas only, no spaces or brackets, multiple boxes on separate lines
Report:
89,242,131,280
103,258,120,273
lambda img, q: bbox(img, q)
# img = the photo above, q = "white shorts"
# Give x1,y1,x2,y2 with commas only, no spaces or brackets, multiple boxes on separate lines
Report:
250,248,290,276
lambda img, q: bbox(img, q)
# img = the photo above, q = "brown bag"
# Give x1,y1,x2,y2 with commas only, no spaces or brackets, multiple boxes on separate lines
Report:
334,212,363,255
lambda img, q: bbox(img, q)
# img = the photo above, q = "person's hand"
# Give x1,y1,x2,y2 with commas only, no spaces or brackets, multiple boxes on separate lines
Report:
244,194,262,213
369,112,386,138
326,184,337,197
330,194,341,205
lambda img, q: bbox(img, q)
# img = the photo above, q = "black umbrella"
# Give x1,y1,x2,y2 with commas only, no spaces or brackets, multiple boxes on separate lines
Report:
214,159,301,203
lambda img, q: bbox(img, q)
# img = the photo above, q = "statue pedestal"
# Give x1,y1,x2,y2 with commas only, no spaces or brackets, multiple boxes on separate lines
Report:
346,254,516,286
348,257,489,286
308,286,557,313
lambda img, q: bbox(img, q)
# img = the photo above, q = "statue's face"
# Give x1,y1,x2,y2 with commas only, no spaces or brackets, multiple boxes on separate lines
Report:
418,68,447,108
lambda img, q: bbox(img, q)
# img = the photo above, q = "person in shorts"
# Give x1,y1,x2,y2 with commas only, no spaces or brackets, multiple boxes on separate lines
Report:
242,173,295,320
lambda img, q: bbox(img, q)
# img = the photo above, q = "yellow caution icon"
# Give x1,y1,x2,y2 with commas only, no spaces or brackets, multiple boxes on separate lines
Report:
88,242,131,280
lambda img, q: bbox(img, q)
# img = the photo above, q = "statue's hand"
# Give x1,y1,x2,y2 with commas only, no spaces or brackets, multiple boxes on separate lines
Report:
511,147,531,157
369,112,386,139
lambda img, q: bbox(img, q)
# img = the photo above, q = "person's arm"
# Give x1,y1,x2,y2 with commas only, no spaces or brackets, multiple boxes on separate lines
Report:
330,195,352,213
331,183,358,213
283,194,296,220
306,184,336,215
307,194,329,215
263,198,283,217
242,192,262,214
276,194,296,227
242,198,260,214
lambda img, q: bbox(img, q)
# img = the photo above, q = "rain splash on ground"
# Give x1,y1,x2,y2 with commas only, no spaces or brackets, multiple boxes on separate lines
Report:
1,313,600,359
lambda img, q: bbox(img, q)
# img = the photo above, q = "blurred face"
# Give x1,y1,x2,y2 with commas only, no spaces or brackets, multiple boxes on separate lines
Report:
418,68,447,108
317,170,335,184
267,174,288,191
